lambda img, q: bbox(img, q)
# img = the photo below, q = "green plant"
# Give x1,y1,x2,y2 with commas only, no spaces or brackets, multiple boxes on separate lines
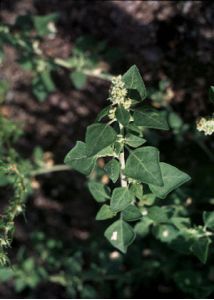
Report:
0,15,119,102
64,65,214,262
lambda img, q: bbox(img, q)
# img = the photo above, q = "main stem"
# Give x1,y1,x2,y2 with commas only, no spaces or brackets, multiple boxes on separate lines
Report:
119,124,128,188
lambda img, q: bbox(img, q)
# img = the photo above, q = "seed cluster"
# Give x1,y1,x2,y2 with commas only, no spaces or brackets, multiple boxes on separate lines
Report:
197,116,214,135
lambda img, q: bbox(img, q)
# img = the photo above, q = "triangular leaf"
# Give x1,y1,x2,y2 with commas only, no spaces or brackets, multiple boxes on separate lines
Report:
115,105,130,126
86,123,117,156
149,162,191,199
64,141,95,175
88,181,111,203
191,237,211,264
125,133,146,148
122,65,146,101
110,187,133,212
104,158,120,183
104,220,136,253
133,107,169,130
124,146,163,186
96,204,116,220
122,205,142,222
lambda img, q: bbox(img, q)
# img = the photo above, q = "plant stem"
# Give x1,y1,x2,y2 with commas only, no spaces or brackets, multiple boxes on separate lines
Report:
30,164,72,176
54,58,112,82
119,125,128,188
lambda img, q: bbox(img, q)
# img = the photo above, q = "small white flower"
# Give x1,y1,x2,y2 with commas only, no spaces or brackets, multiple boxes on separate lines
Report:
197,116,214,135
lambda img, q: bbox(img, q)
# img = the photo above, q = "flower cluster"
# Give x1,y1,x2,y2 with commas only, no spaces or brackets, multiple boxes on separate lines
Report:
109,75,132,111
197,116,214,135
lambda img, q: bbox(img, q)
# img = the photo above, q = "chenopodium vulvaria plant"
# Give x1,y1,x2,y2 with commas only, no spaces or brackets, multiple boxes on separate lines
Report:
65,65,193,254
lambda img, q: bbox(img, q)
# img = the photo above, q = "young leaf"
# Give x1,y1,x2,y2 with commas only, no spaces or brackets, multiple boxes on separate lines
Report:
122,205,142,222
209,86,214,103
147,206,169,223
96,204,116,221
110,187,133,212
134,217,153,237
130,183,143,201
33,13,58,36
86,123,117,156
139,193,156,206
149,162,191,199
115,105,130,126
153,224,179,243
96,105,111,122
104,158,120,183
124,147,163,186
203,211,214,230
70,71,87,89
125,133,146,148
88,181,111,203
122,65,147,101
191,237,211,264
133,107,169,130
104,220,136,253
64,141,95,175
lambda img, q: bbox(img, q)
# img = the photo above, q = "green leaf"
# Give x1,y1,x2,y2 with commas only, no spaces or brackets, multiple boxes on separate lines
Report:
125,133,146,148
104,220,136,253
126,124,143,134
64,141,95,175
41,71,55,92
133,107,169,130
122,65,146,101
88,181,111,203
32,71,55,101
139,193,156,206
115,105,130,126
124,147,163,186
70,71,87,89
122,205,142,222
96,146,115,158
85,123,117,156
134,217,153,237
209,86,214,103
96,204,116,220
191,237,211,264
0,267,14,282
33,13,58,36
168,112,183,130
153,224,179,243
32,76,48,102
110,187,133,212
130,183,143,200
96,105,111,122
147,206,169,223
171,217,191,230
104,158,120,183
149,162,191,199
203,211,214,230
